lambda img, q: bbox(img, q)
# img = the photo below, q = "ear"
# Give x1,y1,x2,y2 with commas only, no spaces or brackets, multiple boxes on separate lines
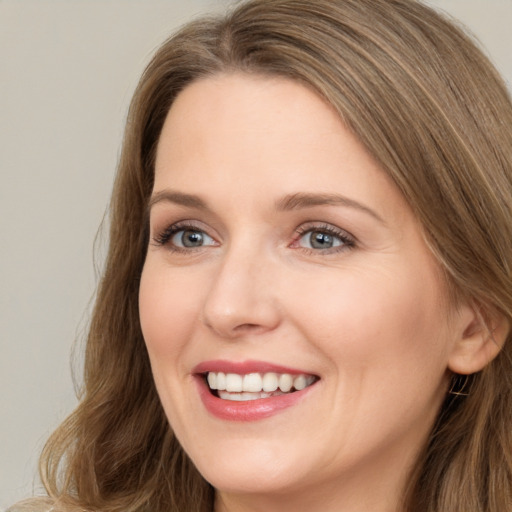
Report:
448,302,509,375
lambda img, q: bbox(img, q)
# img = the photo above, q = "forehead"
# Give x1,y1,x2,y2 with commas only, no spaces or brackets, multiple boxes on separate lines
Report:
153,73,408,223
156,73,344,167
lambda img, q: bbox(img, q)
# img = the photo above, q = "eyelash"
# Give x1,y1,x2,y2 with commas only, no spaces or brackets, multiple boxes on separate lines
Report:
152,221,356,254
152,221,211,253
291,223,356,254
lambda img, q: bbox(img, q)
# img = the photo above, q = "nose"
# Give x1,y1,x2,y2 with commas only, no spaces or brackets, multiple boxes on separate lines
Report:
201,243,281,339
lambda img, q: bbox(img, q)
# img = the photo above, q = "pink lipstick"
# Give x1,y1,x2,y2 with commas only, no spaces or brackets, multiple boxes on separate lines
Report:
193,360,319,421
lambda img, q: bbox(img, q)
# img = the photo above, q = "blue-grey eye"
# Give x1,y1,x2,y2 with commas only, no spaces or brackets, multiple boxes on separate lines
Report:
300,230,343,250
172,229,215,248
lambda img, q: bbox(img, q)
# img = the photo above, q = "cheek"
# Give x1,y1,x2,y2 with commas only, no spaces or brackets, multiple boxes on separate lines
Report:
287,263,450,379
138,261,210,433
290,264,452,449
138,261,203,364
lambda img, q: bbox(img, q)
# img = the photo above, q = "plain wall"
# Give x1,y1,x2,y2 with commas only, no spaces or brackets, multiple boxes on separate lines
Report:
1,0,511,509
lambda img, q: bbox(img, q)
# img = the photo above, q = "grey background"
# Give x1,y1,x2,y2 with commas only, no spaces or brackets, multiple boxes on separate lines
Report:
1,0,511,508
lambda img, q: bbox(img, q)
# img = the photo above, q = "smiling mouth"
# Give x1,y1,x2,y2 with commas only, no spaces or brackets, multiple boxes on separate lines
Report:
204,371,318,401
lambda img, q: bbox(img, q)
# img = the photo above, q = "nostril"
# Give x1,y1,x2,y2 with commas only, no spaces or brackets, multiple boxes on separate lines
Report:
233,323,262,333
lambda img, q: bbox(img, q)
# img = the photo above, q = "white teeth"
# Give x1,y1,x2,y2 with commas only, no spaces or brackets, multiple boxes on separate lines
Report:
218,391,275,401
216,372,226,390
243,373,263,392
206,371,316,395
262,372,279,392
207,372,217,390
279,373,293,392
225,373,243,392
293,375,307,391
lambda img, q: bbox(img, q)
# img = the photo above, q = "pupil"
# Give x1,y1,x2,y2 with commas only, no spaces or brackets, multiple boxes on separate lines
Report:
182,230,203,247
311,232,333,249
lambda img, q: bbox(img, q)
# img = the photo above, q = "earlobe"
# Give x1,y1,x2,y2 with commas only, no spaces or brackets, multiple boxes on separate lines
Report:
448,303,509,375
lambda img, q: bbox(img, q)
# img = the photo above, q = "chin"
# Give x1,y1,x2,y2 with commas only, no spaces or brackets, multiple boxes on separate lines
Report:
187,440,308,495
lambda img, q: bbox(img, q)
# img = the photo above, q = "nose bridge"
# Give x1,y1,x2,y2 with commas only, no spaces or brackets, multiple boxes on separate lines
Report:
201,235,280,338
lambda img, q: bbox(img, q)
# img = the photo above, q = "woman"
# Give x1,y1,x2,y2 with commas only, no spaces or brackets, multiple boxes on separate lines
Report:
11,0,512,510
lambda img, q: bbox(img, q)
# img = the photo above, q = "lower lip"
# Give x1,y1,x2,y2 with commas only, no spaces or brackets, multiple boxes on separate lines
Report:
195,376,316,421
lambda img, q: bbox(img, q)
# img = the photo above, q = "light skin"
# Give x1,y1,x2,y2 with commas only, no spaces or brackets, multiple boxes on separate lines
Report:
139,73,501,512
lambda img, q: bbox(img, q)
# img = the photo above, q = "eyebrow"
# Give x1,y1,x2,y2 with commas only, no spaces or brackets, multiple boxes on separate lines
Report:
148,189,385,224
276,192,386,224
148,190,209,211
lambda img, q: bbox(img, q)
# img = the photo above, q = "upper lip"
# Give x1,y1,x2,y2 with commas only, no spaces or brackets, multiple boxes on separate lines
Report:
193,359,317,376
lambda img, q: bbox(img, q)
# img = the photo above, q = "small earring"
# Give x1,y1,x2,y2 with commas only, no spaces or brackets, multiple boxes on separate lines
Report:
448,373,471,397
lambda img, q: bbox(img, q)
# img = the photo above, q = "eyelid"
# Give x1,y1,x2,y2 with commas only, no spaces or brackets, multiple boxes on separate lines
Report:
152,220,219,250
151,218,356,256
290,222,356,253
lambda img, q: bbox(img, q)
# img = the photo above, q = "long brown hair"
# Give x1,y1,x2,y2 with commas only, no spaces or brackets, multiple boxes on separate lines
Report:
35,0,512,511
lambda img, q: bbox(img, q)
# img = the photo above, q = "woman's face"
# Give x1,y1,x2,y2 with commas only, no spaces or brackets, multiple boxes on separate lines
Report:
139,74,469,509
